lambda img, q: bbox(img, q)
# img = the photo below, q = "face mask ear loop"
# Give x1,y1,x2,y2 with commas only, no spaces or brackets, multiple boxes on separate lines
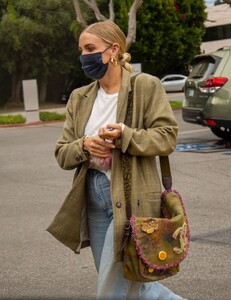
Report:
102,44,112,54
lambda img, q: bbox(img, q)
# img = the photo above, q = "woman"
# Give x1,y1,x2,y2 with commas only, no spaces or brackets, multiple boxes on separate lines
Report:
47,21,186,300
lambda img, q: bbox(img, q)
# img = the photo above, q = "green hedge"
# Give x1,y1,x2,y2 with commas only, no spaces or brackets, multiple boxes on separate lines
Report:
0,111,66,125
0,114,26,124
39,111,66,121
169,101,182,109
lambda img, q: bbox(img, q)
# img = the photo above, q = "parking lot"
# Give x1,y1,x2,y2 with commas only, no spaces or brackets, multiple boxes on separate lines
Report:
0,109,231,300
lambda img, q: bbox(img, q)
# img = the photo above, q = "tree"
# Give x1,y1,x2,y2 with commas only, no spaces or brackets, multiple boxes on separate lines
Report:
70,0,206,77
72,0,143,50
0,0,76,106
130,0,207,76
0,0,206,106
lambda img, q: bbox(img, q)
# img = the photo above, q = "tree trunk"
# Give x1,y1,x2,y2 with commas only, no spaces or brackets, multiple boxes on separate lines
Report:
6,73,23,107
72,0,143,50
126,0,143,50
72,0,87,28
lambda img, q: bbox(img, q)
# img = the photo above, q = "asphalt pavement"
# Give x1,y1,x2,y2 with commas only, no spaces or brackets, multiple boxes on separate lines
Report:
1,109,231,300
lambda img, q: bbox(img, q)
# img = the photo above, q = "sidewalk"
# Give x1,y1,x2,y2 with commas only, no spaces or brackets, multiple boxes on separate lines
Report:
0,104,67,128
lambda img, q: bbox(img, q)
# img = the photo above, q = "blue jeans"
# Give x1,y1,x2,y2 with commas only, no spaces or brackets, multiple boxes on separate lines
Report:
86,169,184,300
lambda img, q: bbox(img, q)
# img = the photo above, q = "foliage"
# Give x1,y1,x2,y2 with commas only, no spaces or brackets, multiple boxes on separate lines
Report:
0,114,26,124
114,0,133,33
169,101,182,109
0,111,66,125
39,111,66,121
129,0,207,76
0,0,76,75
0,0,207,106
0,0,78,105
0,100,181,125
72,0,206,77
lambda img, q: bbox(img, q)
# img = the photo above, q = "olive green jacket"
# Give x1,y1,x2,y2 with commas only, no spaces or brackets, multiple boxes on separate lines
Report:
47,69,178,261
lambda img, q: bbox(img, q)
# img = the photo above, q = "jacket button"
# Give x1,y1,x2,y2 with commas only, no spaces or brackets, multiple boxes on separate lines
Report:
116,202,122,208
76,156,83,162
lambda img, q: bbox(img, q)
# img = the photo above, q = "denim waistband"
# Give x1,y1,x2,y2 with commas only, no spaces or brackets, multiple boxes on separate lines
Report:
87,168,105,177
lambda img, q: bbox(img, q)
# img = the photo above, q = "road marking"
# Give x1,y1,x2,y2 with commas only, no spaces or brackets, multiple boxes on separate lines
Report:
178,128,210,135
176,143,223,152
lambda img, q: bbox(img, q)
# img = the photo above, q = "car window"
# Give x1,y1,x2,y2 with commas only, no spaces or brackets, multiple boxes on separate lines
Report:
164,77,176,82
188,55,221,79
174,76,184,80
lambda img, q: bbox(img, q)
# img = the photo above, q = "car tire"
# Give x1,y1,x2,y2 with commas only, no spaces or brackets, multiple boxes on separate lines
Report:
210,127,231,140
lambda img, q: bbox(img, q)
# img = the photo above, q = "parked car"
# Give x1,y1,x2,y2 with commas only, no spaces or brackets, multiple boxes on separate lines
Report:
182,47,231,140
160,74,187,92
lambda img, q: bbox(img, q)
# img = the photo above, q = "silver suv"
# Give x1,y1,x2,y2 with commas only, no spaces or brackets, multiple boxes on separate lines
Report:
182,47,231,139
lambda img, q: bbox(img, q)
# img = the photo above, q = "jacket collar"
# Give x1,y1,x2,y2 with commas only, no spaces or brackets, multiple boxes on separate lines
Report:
76,81,99,137
76,68,132,136
117,68,131,123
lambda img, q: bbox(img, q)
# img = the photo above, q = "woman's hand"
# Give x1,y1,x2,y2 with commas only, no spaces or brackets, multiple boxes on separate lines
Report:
98,123,122,141
83,135,115,158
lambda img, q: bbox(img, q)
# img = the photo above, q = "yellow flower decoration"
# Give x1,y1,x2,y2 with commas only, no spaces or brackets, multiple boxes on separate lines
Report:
158,251,167,261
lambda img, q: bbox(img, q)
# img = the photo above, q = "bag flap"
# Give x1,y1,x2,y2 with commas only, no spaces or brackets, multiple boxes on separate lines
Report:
130,190,190,270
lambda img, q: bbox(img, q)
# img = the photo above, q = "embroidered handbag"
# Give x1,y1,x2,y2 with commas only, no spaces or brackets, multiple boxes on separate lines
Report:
122,181,190,282
121,75,190,282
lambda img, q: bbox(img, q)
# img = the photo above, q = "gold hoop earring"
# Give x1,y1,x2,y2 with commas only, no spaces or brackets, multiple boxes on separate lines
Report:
110,57,118,67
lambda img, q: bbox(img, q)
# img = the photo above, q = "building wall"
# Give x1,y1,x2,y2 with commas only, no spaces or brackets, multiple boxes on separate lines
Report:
202,3,231,53
201,38,231,53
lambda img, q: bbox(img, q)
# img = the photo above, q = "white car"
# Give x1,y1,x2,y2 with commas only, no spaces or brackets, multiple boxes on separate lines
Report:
160,74,187,92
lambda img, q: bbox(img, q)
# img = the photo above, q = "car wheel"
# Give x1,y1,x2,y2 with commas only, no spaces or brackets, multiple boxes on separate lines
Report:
210,127,231,140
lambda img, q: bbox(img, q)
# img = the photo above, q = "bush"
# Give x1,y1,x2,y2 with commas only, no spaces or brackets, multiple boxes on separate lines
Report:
0,111,66,125
39,111,66,121
0,103,180,125
0,114,26,124
170,101,182,109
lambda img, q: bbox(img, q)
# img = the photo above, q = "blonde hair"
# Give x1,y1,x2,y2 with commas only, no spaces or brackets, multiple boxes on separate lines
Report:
83,21,132,73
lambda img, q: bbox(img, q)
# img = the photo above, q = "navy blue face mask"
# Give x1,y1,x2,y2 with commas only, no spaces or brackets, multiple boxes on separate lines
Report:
80,45,111,80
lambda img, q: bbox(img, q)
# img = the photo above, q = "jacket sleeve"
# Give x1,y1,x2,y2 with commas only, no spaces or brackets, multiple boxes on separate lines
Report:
54,95,90,170
116,74,178,156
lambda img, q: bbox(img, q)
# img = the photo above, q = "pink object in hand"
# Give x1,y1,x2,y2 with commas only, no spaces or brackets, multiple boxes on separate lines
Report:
90,154,112,172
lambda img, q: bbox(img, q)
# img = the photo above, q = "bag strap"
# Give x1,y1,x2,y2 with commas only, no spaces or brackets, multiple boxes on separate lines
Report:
120,74,173,252
122,75,138,221
159,156,172,190
119,75,138,252
122,76,173,215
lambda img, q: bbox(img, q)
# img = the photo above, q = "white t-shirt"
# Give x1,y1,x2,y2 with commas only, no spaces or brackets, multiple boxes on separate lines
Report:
84,86,118,179
85,86,118,136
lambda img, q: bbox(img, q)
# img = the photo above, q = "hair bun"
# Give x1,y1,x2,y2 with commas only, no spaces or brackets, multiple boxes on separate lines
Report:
121,53,131,63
